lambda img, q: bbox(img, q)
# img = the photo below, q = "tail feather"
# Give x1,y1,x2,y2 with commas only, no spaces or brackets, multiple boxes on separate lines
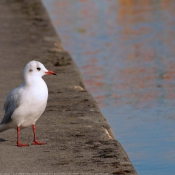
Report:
0,124,10,133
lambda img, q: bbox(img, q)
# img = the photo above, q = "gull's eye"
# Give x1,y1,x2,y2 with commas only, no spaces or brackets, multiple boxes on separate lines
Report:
37,67,41,71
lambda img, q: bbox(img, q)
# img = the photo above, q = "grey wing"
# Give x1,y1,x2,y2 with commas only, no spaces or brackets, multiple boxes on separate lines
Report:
1,87,22,125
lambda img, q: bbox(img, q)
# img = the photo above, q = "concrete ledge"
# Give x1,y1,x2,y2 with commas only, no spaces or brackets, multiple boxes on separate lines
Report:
0,0,137,174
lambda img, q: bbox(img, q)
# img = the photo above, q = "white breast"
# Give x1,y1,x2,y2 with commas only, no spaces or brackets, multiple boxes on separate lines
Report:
11,78,48,128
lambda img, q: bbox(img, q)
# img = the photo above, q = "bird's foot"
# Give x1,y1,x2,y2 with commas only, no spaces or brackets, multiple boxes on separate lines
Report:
32,140,46,145
17,142,29,147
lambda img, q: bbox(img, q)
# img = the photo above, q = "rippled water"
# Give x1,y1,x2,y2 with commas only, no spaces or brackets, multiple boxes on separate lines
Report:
42,0,175,174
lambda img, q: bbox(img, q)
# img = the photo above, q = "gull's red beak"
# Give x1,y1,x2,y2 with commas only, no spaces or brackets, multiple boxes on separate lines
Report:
45,70,57,75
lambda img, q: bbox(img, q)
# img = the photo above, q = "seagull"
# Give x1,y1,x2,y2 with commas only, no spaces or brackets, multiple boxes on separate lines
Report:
0,60,56,147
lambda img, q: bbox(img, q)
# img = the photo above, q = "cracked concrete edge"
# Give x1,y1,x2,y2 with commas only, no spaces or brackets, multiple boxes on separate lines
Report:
70,55,115,140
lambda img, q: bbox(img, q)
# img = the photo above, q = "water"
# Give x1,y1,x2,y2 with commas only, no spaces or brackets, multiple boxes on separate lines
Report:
42,0,175,174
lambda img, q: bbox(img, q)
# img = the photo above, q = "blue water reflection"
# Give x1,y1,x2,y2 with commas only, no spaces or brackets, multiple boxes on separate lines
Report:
42,0,175,174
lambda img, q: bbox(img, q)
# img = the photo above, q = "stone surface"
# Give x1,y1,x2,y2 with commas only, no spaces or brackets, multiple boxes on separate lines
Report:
0,0,137,174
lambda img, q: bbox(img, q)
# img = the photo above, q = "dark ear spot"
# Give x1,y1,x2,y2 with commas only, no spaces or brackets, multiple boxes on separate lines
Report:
29,69,33,72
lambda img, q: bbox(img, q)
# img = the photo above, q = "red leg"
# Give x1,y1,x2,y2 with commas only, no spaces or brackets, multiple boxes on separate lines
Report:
17,126,29,147
32,124,46,145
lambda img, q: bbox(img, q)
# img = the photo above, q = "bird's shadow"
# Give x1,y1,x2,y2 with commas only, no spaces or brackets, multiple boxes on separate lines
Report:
0,138,6,142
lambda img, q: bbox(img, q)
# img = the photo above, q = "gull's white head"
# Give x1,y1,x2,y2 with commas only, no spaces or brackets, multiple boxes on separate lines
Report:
24,61,56,78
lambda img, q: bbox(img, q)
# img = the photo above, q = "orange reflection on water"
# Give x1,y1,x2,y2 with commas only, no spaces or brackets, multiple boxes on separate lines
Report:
47,0,175,109
112,0,175,108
